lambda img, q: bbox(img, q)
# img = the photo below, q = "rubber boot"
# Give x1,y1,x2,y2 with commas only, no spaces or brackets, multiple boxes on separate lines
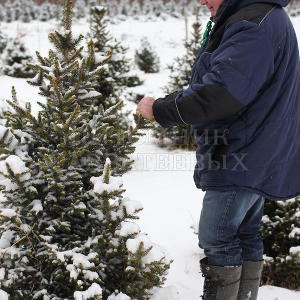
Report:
237,260,263,300
200,257,242,300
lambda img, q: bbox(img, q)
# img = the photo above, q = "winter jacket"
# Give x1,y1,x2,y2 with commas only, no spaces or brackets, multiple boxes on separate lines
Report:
152,0,300,201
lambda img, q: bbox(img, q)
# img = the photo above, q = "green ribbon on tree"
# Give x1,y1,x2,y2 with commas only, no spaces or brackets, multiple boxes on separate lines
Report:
201,20,212,47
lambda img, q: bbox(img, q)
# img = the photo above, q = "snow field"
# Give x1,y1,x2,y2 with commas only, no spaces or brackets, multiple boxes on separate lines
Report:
0,13,300,300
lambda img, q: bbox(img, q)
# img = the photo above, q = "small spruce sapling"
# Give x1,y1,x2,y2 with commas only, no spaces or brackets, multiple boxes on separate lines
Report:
2,37,34,78
135,38,160,73
261,197,300,289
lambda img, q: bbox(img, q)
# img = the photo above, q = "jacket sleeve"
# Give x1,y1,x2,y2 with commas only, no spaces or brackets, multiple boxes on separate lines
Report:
153,21,275,128
152,91,186,128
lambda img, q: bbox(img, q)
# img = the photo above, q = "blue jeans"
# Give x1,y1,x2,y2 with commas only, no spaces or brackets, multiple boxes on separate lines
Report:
198,189,265,266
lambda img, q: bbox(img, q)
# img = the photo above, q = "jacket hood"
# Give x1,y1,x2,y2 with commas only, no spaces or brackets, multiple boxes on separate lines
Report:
212,0,289,25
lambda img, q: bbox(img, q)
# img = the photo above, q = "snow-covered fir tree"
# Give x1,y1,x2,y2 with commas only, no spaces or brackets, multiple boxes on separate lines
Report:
260,197,300,289
89,6,142,101
21,6,32,23
49,2,58,20
119,0,131,16
110,2,120,18
5,5,13,23
28,0,39,20
74,0,87,19
89,5,110,54
153,0,164,17
0,29,7,54
153,11,202,149
135,38,160,73
89,5,127,119
12,0,22,21
0,5,4,22
39,3,51,22
53,1,63,22
142,0,154,19
2,37,34,78
165,0,179,18
0,1,170,299
27,4,144,175
167,14,202,92
129,1,141,18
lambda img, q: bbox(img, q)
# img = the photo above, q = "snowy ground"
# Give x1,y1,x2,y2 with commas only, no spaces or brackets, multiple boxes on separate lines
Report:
1,13,300,300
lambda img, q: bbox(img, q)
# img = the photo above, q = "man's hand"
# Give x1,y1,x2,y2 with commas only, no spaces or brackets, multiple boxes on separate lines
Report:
136,96,155,120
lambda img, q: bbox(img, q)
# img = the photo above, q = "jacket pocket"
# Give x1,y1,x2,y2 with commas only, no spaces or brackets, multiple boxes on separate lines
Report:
194,126,230,171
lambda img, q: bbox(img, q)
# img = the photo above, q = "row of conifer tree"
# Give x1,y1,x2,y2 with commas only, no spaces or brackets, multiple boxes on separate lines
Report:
0,0,208,23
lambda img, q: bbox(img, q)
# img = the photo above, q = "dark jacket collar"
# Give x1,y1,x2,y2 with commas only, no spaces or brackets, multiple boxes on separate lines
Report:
212,0,289,26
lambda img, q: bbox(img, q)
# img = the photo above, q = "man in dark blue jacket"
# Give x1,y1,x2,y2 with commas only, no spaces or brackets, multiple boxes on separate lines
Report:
137,0,298,299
